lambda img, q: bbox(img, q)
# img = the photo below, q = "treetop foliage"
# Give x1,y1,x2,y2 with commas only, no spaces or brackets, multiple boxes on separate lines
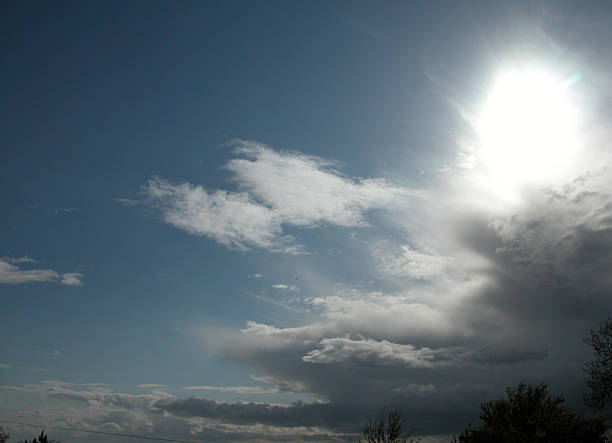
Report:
452,382,608,443
585,318,612,412
360,408,420,443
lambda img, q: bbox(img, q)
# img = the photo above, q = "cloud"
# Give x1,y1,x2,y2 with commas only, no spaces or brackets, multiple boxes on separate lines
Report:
112,198,139,206
137,384,166,389
59,272,84,286
155,397,347,429
45,386,172,410
2,256,38,264
144,140,417,253
0,259,61,284
34,349,61,360
302,337,469,368
248,273,262,279
53,207,78,214
271,284,298,291
0,363,9,369
0,258,84,286
2,382,353,442
182,385,279,395
371,242,451,280
302,337,548,368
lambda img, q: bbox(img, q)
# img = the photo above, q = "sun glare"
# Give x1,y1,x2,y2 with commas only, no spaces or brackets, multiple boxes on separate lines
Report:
476,68,580,199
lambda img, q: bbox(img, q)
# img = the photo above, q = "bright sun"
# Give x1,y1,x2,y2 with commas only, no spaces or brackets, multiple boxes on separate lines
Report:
476,68,580,198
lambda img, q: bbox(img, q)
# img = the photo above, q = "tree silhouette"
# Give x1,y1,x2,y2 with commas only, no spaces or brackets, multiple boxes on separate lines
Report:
585,318,612,412
359,408,420,443
452,382,607,442
0,426,9,443
18,430,59,443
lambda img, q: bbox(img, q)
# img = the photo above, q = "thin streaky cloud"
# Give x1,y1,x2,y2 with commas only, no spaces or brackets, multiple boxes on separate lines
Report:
1,256,38,264
181,385,279,394
0,258,84,286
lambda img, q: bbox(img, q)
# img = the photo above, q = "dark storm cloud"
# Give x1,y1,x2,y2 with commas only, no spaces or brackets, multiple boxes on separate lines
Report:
156,398,348,428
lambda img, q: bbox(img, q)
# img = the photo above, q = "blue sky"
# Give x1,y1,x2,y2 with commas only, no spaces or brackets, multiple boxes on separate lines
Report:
3,1,612,441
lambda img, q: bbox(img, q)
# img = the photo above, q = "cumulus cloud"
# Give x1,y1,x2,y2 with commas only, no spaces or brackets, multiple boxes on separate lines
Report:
0,258,84,286
302,337,465,368
144,140,417,253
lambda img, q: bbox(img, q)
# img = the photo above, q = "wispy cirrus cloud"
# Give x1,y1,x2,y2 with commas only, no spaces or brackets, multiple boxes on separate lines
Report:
0,257,83,286
144,140,418,253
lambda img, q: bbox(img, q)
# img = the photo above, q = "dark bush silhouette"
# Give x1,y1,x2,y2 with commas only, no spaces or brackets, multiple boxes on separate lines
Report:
359,408,420,443
585,318,612,412
451,382,607,442
0,426,9,443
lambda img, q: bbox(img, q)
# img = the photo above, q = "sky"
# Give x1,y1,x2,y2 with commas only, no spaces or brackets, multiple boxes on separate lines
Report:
2,0,612,441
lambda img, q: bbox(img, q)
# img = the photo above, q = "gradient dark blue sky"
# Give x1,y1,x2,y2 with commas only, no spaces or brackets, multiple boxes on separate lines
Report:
3,1,612,442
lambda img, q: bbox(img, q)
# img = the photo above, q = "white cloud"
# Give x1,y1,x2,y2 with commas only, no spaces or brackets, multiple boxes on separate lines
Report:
271,284,299,291
372,242,450,280
60,272,84,286
0,258,84,286
248,273,262,279
145,178,294,253
1,256,38,264
302,337,468,368
144,140,417,253
0,259,60,284
137,384,166,389
226,140,415,227
301,337,547,368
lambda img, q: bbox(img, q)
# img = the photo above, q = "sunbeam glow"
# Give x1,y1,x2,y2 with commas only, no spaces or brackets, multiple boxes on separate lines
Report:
475,68,581,201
